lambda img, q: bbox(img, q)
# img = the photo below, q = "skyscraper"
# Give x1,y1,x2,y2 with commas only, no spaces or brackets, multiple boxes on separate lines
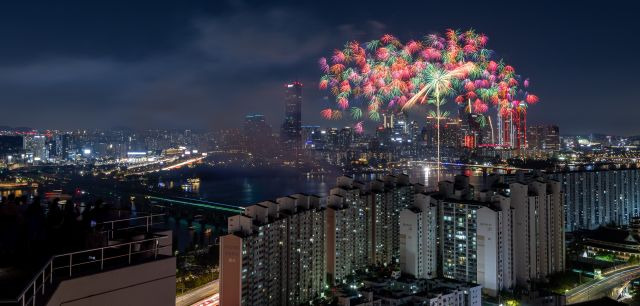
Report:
243,114,273,156
55,134,71,160
23,134,47,162
281,82,302,155
527,125,560,154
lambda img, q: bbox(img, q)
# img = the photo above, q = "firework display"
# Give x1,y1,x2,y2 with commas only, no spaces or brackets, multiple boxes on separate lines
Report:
318,29,538,150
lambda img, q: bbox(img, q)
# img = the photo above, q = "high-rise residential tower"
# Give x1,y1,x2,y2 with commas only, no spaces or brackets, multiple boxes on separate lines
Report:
549,168,640,231
219,194,325,306
399,192,438,279
509,179,565,286
434,177,513,297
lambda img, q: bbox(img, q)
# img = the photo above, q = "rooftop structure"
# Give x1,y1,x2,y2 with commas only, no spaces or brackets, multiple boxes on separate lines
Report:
0,202,174,306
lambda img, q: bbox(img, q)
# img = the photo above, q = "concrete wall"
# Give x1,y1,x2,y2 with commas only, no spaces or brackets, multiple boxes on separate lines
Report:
47,256,176,306
219,234,242,306
477,207,499,296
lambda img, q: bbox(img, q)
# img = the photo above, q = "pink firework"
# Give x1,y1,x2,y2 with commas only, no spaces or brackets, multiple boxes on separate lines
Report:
319,79,328,90
473,99,489,113
321,109,333,119
332,50,346,64
318,57,329,73
338,97,349,109
487,61,498,72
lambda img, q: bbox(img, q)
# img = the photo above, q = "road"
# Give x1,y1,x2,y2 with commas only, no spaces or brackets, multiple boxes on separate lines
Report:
175,280,219,306
566,265,640,304
190,293,219,306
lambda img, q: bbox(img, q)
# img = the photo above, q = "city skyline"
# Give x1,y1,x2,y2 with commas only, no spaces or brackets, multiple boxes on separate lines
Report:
0,1,639,135
5,2,640,306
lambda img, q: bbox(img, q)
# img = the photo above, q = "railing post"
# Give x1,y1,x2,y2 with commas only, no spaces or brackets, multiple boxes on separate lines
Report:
42,271,45,294
69,254,72,277
128,244,132,264
101,248,104,270
146,216,149,232
32,283,35,306
154,239,158,259
50,262,53,284
111,222,115,239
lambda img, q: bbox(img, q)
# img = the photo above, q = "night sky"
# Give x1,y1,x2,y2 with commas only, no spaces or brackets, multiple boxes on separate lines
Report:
1,1,639,135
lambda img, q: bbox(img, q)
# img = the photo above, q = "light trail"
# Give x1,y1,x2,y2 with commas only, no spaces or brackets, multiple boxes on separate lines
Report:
566,265,640,304
147,195,244,214
162,156,206,170
192,293,219,306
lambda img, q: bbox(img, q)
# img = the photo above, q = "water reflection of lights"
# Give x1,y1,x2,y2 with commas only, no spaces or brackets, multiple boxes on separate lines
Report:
423,166,430,187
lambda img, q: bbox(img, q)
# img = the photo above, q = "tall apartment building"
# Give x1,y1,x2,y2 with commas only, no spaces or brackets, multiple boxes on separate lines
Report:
326,177,370,284
399,192,438,279
368,174,415,265
433,176,513,296
220,194,325,306
325,174,416,283
509,179,565,286
221,174,420,305
432,175,563,295
549,168,640,231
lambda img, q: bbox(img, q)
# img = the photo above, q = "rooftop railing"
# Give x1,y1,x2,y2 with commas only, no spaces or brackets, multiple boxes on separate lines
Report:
0,213,170,306
98,212,166,239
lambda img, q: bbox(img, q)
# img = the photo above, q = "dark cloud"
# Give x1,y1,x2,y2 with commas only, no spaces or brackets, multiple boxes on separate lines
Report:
0,5,387,131
0,1,639,135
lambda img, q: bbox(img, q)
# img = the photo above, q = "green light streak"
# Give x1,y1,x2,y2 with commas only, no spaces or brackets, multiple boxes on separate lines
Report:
148,196,244,214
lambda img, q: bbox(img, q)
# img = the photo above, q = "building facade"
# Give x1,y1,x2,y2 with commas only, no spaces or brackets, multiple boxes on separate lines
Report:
527,125,560,154
220,195,326,306
549,168,640,231
281,82,303,154
435,176,513,296
426,175,564,295
243,114,274,157
399,192,438,279
327,180,370,284
509,179,565,287
368,175,415,265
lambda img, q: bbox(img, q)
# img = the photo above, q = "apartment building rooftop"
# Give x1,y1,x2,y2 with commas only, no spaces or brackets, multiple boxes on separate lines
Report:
0,197,173,305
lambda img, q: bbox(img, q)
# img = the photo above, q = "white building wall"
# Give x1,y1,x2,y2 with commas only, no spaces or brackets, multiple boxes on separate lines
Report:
399,193,437,279
476,206,500,296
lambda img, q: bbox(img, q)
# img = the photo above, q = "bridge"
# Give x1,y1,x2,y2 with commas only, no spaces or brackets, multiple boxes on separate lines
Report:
611,280,632,302
146,195,245,214
566,265,640,304
393,160,531,172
